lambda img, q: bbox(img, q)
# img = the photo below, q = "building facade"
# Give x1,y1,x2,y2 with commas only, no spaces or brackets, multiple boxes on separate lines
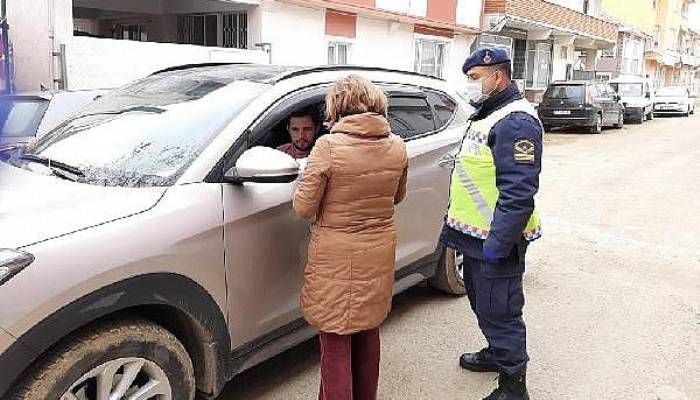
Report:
5,0,483,92
481,0,618,101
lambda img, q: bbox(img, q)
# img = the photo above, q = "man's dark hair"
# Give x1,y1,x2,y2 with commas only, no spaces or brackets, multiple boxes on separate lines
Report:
491,62,512,80
288,107,320,127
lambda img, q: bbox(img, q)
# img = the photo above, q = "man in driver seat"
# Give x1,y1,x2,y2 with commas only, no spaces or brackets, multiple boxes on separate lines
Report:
278,109,320,159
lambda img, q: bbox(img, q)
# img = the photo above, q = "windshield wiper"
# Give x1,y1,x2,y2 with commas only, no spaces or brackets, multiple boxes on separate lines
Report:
19,153,85,180
58,105,166,125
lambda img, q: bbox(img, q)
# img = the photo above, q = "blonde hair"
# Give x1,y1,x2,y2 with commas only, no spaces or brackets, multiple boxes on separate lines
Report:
325,75,388,125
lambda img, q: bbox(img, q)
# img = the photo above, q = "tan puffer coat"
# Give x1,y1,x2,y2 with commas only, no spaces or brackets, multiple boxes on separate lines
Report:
293,112,408,334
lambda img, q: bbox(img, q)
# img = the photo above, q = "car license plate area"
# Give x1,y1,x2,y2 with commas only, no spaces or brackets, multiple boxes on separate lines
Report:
553,110,571,115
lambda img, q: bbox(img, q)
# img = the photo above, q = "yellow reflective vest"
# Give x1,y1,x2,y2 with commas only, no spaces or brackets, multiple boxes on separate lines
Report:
446,98,542,241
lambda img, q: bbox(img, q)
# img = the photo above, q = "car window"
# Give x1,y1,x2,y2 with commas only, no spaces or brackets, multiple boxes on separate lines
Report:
21,70,268,188
655,86,687,97
0,99,49,137
544,85,584,99
425,91,457,130
387,96,436,140
610,83,644,97
588,84,601,98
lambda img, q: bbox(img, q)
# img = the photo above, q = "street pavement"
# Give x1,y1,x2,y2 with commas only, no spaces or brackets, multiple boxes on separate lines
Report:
217,112,700,400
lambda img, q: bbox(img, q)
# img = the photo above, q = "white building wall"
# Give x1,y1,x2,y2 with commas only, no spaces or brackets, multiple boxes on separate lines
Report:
552,44,575,81
7,0,73,92
257,2,326,65
376,0,428,17
456,0,483,29
446,34,477,90
353,18,415,71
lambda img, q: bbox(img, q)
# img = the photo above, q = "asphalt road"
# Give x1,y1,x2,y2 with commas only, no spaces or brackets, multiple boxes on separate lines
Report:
218,111,700,400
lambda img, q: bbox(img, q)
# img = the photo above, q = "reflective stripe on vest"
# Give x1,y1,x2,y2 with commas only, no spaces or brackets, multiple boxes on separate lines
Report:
447,98,542,241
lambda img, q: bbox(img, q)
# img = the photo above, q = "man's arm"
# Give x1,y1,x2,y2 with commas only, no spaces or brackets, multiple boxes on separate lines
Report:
292,138,331,219
483,112,543,259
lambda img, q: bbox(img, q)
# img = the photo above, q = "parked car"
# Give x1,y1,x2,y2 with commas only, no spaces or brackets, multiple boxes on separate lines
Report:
0,64,470,400
654,86,696,117
609,75,655,124
538,80,625,134
0,89,106,149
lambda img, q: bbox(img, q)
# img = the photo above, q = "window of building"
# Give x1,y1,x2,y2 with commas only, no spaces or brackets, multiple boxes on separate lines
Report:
478,34,514,58
223,13,248,49
177,13,247,49
119,24,148,42
414,39,448,78
622,37,644,75
526,42,552,88
328,42,351,65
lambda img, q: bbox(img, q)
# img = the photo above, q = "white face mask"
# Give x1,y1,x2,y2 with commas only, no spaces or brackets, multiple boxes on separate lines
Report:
465,73,497,104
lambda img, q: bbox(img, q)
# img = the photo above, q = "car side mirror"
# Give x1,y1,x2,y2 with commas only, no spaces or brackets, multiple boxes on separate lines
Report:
224,146,300,184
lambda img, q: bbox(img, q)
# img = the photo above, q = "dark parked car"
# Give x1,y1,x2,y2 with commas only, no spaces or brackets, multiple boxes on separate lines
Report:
538,81,625,134
0,90,106,149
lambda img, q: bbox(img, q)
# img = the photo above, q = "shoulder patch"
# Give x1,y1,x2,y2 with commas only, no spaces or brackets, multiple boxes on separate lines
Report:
514,139,535,164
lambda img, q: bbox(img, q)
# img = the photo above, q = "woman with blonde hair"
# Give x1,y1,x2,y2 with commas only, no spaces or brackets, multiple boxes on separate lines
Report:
293,75,408,400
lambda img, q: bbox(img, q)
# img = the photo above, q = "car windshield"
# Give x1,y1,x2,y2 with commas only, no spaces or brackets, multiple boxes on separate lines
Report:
0,98,49,137
15,71,268,188
655,87,687,97
610,83,644,97
545,85,584,99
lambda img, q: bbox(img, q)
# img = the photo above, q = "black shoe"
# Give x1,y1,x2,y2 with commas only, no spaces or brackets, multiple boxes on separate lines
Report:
459,348,499,372
482,370,529,400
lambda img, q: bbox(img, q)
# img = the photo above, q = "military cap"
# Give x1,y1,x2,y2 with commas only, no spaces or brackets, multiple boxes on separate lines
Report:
462,47,511,74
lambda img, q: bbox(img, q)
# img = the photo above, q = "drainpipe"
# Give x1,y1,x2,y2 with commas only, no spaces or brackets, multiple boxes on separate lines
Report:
0,0,11,94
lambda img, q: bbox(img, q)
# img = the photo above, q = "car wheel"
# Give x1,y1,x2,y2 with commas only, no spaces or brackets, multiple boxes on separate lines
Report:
429,246,466,295
685,106,690,117
614,111,624,129
9,318,195,400
647,108,654,121
542,124,551,132
589,114,603,134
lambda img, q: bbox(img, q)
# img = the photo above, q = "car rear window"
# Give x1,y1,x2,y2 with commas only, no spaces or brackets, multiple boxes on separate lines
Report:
544,85,584,99
610,83,644,97
0,99,49,137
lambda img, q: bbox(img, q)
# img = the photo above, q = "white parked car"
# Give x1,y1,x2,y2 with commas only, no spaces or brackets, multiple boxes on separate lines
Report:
654,86,696,117
609,75,655,124
0,89,107,149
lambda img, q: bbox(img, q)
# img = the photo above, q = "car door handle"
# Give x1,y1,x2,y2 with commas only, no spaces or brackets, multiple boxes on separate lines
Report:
437,155,456,169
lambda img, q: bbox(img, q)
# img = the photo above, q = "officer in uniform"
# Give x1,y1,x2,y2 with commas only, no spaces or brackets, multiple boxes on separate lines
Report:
441,47,543,400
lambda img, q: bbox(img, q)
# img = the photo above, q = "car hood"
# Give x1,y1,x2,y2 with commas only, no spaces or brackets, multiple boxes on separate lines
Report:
655,96,687,103
0,162,167,249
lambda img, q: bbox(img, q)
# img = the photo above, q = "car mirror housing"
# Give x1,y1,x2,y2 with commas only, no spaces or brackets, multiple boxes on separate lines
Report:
224,146,300,184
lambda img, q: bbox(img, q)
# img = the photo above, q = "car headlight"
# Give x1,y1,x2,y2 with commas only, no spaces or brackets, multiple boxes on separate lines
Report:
0,249,34,285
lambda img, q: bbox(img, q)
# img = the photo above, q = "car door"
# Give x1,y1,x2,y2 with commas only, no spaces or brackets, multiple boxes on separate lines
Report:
220,86,324,348
595,83,615,125
383,86,467,270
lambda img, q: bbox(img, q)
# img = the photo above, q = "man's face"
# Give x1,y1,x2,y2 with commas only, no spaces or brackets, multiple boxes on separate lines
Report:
288,115,317,151
466,66,499,94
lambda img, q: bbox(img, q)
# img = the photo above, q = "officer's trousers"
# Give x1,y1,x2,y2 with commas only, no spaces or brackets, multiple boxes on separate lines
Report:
463,254,529,375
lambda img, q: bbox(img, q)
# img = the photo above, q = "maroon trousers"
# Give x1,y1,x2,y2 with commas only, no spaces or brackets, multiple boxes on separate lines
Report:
318,328,381,400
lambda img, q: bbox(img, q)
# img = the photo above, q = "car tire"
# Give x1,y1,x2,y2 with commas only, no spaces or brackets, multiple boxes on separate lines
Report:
614,112,624,129
589,114,603,134
542,124,551,132
685,106,690,117
8,318,195,400
429,246,466,295
647,108,654,121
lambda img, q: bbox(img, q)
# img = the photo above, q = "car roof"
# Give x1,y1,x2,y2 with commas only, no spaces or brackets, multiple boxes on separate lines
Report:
150,63,444,86
609,75,648,83
549,80,598,86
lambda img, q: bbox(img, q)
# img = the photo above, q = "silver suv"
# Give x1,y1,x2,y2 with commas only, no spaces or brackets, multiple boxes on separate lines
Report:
0,65,469,400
